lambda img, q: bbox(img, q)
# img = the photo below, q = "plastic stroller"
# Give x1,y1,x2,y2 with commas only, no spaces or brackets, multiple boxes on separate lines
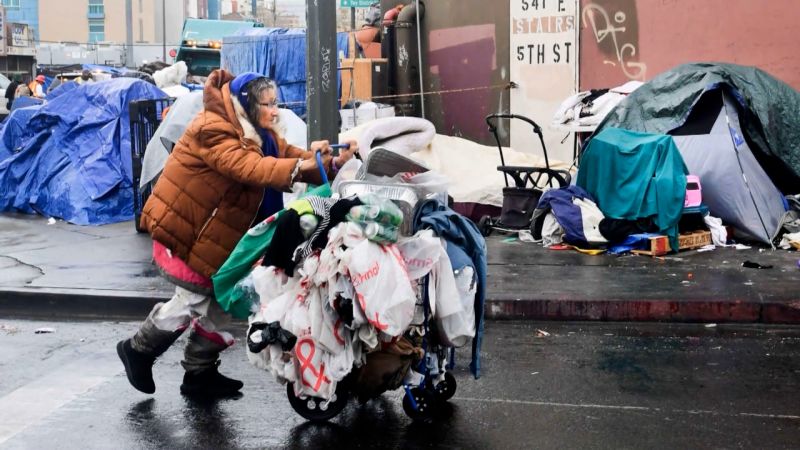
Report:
478,114,572,237
282,148,462,423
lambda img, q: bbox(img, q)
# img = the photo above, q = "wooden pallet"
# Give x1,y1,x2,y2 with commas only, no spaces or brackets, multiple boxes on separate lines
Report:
631,230,712,257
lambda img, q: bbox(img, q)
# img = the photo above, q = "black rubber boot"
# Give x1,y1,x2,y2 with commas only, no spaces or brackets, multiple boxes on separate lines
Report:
117,339,157,394
118,303,186,394
179,363,244,398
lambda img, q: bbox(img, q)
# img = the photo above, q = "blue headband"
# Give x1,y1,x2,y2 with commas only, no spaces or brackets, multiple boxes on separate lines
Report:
229,72,264,111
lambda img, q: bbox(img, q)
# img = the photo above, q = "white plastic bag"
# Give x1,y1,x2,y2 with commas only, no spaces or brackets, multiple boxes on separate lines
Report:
348,240,417,337
437,265,476,348
397,230,443,280
429,246,475,347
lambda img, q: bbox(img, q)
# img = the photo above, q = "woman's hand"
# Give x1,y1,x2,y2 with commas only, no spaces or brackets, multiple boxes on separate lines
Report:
333,139,359,168
309,140,331,156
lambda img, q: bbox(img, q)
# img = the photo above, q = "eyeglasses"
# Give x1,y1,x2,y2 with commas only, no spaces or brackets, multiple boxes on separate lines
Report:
258,100,280,109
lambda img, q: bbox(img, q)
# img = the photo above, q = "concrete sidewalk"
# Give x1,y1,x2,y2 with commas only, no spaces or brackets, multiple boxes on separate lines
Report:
1,213,799,322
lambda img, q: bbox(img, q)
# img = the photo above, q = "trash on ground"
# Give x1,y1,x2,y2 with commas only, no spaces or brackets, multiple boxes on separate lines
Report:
502,237,518,243
518,230,537,243
34,327,55,334
778,232,800,250
705,323,717,328
696,244,715,252
47,218,56,225
535,329,551,337
742,260,773,269
1,324,20,334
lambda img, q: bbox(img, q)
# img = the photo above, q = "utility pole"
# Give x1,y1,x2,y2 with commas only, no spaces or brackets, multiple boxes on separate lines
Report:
162,0,167,62
305,0,338,145
125,0,134,67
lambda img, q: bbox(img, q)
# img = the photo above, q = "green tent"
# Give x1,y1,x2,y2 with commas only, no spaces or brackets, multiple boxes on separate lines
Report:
593,62,800,194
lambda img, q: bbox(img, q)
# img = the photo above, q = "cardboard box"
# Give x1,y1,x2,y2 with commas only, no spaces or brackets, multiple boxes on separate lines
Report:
340,58,389,106
631,230,712,257
339,104,395,131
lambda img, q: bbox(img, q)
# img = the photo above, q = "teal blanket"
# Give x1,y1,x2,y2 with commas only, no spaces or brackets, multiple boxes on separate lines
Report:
577,128,688,251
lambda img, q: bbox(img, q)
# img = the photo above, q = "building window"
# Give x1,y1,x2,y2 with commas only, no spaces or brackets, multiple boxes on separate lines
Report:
89,18,105,42
1,0,20,9
88,0,105,19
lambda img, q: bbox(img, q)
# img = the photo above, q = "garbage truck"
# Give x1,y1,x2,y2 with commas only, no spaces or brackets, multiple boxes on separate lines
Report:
176,18,263,76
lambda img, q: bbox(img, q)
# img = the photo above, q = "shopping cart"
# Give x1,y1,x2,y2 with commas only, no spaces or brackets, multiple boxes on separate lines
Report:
283,147,462,422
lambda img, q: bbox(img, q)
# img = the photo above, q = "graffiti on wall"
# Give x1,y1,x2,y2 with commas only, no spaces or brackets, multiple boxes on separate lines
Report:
582,1,646,81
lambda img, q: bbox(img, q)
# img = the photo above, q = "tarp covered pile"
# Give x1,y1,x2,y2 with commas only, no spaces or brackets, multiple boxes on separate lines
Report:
0,79,165,224
221,27,349,117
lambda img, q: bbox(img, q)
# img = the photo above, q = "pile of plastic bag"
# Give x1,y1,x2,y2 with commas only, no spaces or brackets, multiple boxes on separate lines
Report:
236,195,476,400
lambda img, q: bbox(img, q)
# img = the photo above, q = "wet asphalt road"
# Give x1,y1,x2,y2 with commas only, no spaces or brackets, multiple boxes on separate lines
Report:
1,319,799,449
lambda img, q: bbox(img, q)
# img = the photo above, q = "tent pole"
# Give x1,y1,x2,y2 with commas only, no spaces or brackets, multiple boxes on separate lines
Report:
722,100,775,249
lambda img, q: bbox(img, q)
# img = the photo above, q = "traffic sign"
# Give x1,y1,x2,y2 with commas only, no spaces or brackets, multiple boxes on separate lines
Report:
340,0,374,7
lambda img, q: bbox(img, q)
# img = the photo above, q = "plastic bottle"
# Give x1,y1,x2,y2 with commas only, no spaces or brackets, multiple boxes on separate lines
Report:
299,214,319,239
347,205,381,222
364,222,399,243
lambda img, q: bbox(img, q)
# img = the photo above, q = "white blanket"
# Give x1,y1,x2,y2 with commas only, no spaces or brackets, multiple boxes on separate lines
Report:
340,117,570,207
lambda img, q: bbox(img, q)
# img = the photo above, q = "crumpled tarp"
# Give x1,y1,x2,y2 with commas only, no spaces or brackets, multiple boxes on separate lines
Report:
221,27,349,117
577,128,688,251
0,78,166,224
593,62,800,194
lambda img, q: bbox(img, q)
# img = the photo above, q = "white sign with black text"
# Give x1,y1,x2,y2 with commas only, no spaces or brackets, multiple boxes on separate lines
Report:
510,0,579,164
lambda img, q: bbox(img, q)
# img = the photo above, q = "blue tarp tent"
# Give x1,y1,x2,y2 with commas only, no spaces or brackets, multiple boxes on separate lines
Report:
0,79,165,225
0,106,42,161
221,28,349,117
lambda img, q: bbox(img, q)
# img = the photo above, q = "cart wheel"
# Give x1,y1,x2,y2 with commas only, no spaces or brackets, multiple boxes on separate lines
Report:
286,382,349,422
402,387,437,421
478,216,493,237
433,372,457,401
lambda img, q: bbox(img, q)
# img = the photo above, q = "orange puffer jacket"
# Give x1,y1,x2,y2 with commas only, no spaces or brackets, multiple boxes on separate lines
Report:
140,69,332,278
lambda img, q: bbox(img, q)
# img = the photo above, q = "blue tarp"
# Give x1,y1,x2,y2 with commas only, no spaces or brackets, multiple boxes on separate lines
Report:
82,64,129,75
0,106,42,161
10,96,43,112
0,79,166,225
221,28,349,117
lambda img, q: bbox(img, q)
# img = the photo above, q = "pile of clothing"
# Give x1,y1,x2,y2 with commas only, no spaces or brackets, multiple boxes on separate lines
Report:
214,192,485,401
552,81,643,128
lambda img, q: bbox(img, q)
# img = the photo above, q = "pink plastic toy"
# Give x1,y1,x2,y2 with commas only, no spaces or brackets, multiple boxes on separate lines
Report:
684,175,702,208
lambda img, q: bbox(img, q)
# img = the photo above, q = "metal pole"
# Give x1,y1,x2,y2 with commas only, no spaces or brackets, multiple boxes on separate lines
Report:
305,0,338,144
125,0,134,67
162,0,167,62
350,7,355,30
414,0,425,119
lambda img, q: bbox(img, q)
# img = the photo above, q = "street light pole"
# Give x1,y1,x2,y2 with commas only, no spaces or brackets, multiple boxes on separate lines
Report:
162,0,166,62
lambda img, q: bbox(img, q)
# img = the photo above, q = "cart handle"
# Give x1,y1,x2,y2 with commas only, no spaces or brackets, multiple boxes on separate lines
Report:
484,113,551,188
485,113,543,137
315,151,329,185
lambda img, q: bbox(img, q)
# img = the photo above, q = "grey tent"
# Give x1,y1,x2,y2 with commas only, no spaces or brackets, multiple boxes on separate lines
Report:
594,63,800,245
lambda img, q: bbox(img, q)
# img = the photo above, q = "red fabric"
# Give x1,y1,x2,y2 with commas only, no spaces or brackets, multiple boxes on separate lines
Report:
152,241,213,290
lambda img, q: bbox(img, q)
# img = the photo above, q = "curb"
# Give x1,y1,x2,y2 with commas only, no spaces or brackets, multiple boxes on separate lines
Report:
0,287,168,320
3,287,800,324
485,297,800,324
